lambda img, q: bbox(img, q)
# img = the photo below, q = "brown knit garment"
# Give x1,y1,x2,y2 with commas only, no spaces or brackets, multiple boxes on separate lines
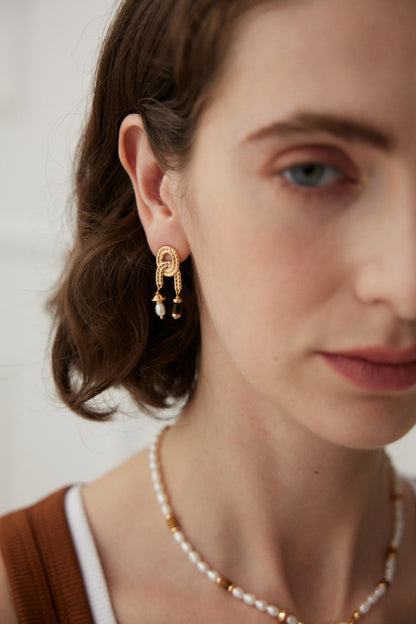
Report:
0,487,94,623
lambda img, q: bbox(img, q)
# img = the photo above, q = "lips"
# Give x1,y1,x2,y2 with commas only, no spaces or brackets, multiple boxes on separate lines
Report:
319,346,416,391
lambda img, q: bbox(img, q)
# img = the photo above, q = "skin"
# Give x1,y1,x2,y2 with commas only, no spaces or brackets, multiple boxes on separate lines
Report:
2,0,416,622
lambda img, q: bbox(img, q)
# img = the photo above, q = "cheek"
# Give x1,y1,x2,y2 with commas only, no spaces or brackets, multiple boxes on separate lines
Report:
187,172,344,320
193,210,341,359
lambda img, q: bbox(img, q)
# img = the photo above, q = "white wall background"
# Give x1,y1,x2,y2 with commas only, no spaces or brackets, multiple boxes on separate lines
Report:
0,1,415,515
0,0,161,515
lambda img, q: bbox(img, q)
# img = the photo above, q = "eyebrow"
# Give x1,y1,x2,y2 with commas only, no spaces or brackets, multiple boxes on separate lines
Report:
243,111,395,151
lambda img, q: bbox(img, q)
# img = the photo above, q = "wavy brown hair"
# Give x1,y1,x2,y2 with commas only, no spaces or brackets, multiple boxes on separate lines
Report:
50,0,267,419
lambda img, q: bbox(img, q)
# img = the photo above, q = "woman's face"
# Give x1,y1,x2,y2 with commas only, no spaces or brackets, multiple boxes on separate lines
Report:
175,0,416,448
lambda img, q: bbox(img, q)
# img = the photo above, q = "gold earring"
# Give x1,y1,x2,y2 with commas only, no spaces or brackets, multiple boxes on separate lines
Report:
152,246,183,320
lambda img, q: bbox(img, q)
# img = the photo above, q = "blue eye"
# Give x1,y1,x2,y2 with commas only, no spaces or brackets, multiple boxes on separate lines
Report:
282,163,342,187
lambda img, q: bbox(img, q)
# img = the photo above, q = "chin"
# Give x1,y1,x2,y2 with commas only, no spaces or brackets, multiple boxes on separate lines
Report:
314,411,416,451
283,387,416,452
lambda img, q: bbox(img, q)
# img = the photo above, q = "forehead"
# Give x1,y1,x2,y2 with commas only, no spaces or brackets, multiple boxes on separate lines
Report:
201,0,416,147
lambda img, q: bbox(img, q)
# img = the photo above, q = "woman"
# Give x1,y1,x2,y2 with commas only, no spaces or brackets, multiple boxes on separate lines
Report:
1,0,416,622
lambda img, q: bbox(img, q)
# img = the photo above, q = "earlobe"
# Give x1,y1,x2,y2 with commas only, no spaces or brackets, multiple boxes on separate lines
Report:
118,114,190,259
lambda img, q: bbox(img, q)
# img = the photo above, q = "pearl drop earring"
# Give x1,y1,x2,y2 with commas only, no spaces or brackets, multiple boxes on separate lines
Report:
152,246,183,320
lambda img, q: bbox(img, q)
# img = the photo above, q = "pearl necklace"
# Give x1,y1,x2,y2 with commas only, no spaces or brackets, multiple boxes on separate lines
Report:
149,428,404,624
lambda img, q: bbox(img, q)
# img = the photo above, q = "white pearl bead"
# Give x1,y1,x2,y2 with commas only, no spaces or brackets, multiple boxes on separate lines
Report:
255,600,267,612
385,559,396,582
155,302,166,317
189,551,201,564
181,541,191,554
207,570,219,582
157,492,167,505
243,593,256,606
367,592,377,605
232,587,244,600
394,526,404,543
287,617,299,624
359,601,371,614
150,470,158,483
267,605,279,617
173,531,185,543
374,585,386,600
197,561,208,574
161,504,171,516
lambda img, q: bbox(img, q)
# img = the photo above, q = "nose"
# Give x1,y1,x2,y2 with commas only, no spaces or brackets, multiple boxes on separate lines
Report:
354,191,416,321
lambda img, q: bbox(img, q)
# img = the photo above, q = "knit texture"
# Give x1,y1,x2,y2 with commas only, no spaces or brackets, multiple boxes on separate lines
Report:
0,487,94,623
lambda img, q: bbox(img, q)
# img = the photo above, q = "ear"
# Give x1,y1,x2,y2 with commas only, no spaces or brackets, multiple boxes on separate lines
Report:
118,114,190,259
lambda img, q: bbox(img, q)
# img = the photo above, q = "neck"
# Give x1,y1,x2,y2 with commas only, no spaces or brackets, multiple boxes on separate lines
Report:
160,394,394,621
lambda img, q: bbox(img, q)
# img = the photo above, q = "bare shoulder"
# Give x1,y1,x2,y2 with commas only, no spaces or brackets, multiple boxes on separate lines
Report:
81,448,175,622
83,447,153,522
82,447,157,556
0,553,19,624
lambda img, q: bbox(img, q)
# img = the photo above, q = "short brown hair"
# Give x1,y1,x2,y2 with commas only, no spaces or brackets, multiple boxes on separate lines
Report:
50,0,267,419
